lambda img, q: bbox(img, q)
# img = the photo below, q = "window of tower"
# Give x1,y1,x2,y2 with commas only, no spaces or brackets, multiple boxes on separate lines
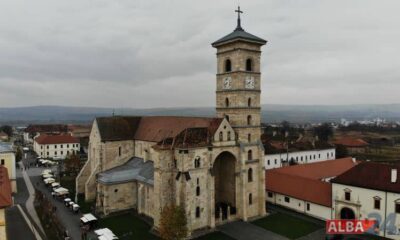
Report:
225,98,229,107
247,115,252,125
248,150,253,160
219,131,223,141
248,98,251,107
246,58,253,71
225,59,232,72
196,207,200,218
248,168,253,182
194,156,200,168
227,131,231,141
248,133,251,142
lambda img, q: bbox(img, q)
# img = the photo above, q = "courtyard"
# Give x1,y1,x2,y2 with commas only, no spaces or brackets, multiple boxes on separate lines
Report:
252,212,322,239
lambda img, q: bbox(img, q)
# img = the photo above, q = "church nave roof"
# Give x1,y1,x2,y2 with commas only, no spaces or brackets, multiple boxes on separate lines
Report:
97,157,154,185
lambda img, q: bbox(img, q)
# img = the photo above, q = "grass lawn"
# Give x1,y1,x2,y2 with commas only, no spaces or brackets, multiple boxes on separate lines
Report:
252,213,322,239
98,212,159,240
195,231,235,240
98,212,234,240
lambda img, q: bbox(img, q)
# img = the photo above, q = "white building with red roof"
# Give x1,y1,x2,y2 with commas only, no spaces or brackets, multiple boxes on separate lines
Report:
265,157,358,220
33,134,80,159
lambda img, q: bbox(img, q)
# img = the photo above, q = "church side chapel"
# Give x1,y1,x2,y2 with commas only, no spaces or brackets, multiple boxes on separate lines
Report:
76,7,267,236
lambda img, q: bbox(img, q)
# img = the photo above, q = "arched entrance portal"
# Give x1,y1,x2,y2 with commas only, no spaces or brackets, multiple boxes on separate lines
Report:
340,207,355,219
213,151,236,220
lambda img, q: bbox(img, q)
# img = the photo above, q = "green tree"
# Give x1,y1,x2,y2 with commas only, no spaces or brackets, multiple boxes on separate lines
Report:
280,121,291,136
336,144,349,158
64,153,81,175
15,147,23,162
0,125,12,137
313,123,333,142
159,204,188,240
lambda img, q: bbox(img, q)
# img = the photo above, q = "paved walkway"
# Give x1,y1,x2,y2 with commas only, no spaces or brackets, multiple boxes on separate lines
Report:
19,161,46,238
5,206,36,240
31,174,82,240
218,221,289,240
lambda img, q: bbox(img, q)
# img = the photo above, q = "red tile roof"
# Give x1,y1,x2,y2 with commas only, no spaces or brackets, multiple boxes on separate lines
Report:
272,157,358,180
266,171,332,207
265,158,358,207
24,124,68,134
35,134,79,145
332,162,400,193
333,138,368,147
96,116,223,143
135,116,222,142
0,166,12,208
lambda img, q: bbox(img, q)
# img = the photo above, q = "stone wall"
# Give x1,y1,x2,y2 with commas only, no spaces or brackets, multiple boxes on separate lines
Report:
100,181,138,215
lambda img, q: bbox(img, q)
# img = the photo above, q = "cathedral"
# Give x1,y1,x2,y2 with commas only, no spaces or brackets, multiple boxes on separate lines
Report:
76,7,267,236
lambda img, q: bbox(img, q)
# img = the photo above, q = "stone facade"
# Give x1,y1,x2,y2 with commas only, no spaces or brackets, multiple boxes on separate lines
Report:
76,15,267,238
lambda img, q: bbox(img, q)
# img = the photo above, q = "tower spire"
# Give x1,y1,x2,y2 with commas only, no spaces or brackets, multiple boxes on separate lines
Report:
235,6,244,31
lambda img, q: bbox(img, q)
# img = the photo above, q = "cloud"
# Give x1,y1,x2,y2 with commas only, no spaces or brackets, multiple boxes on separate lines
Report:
0,0,399,107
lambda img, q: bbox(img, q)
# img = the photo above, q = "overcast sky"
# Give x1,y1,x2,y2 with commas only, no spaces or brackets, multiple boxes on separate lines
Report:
1,0,400,108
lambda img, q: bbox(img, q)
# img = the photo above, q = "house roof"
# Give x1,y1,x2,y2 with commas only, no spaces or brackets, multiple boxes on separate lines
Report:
332,162,400,193
96,116,141,141
97,157,154,185
135,116,222,142
0,131,8,137
0,142,14,153
333,138,369,147
24,124,68,134
96,116,223,144
263,137,335,155
265,157,358,207
35,134,79,145
266,171,332,207
273,157,357,180
0,166,12,208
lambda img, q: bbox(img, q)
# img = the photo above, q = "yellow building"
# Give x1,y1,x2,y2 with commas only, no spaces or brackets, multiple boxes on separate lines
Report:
0,143,17,193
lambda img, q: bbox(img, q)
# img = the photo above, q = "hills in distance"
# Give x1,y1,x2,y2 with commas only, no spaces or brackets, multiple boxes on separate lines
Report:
1,104,400,125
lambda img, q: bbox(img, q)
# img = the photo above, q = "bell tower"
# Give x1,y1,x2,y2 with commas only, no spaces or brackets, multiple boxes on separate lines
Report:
212,6,266,146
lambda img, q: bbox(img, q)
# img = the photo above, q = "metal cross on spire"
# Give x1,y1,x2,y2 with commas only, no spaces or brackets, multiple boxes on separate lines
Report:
235,6,244,31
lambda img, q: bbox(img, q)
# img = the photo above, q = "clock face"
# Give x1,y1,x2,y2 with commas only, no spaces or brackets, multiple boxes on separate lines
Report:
245,76,255,89
223,77,232,89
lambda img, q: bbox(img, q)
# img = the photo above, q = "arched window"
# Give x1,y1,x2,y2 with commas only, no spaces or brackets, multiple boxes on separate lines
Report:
219,131,223,141
249,193,253,205
247,115,252,125
248,168,253,182
225,59,232,72
248,98,251,107
225,98,229,107
246,58,252,71
194,156,200,168
196,186,200,196
196,207,200,218
248,134,251,142
227,131,231,141
248,150,253,160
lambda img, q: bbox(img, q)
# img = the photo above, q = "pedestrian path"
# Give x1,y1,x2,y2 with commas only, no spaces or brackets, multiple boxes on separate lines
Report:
5,206,36,240
218,221,289,240
19,161,46,237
